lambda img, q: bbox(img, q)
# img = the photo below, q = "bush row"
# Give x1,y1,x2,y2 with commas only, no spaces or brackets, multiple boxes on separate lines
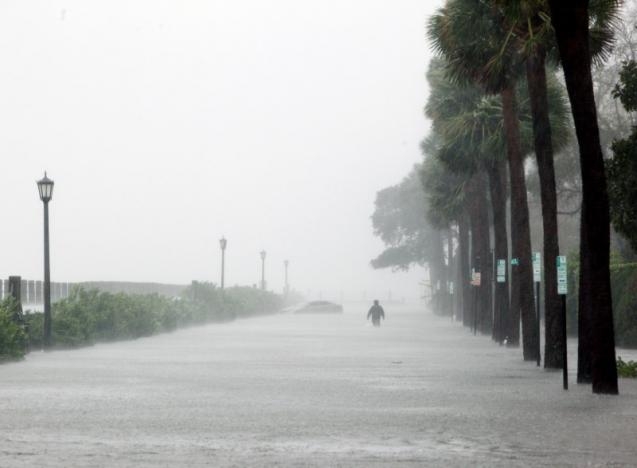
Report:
1,282,283,360
0,298,27,362
566,255,637,348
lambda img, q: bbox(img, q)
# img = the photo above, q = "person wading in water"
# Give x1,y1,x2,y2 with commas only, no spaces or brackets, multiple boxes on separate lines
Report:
367,300,385,327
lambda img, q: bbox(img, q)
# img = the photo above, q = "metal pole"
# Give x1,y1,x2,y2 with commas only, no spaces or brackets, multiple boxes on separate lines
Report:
284,260,289,297
562,295,568,390
491,249,496,339
261,257,265,290
43,201,52,349
536,281,541,367
473,286,478,335
221,248,225,290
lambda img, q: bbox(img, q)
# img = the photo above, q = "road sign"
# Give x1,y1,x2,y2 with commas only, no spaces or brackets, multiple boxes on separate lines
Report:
497,259,506,283
511,258,519,266
557,255,568,295
471,271,481,286
532,252,541,283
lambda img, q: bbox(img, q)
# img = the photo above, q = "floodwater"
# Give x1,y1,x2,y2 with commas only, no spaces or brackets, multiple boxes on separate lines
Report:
1,304,636,467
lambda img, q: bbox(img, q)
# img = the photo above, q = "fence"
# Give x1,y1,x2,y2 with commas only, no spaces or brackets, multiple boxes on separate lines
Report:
0,278,71,309
0,278,188,311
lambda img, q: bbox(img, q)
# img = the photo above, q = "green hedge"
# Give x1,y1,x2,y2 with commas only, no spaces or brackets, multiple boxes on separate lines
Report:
19,282,283,351
0,298,28,362
566,255,637,348
617,356,637,378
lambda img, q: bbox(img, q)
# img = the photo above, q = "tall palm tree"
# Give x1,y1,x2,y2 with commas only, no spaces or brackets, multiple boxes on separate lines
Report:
546,0,618,394
425,64,495,333
420,150,469,320
496,0,619,374
429,0,539,359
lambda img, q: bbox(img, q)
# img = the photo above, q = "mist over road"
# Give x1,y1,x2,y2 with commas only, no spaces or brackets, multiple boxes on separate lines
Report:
1,304,636,467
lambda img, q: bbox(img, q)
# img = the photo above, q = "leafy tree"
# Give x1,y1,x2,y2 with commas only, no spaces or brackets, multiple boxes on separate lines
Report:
370,166,436,271
608,59,637,251
370,167,451,292
370,166,455,313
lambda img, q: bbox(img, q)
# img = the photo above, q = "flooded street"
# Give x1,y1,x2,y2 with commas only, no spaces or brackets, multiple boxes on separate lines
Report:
2,304,637,467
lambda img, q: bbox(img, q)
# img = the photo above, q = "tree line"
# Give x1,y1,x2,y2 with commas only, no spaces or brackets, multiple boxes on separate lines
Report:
372,0,637,395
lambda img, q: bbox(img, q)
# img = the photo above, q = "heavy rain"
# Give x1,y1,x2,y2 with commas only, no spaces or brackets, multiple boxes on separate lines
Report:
1,1,637,466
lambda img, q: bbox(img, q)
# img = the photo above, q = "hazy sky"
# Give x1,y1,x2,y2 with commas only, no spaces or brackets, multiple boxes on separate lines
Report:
0,0,443,301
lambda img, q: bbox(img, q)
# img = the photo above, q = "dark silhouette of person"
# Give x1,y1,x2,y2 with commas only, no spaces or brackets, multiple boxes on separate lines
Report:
367,300,385,327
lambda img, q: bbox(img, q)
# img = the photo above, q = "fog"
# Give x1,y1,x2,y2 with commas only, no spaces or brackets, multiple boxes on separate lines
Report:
0,0,446,300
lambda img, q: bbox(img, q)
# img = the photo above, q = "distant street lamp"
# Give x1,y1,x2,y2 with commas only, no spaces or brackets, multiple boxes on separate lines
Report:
219,237,227,289
260,250,267,290
284,260,289,297
37,172,54,348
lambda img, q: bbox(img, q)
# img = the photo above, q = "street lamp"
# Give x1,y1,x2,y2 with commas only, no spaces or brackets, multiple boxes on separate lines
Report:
284,260,289,297
260,250,266,290
219,237,227,289
37,172,54,348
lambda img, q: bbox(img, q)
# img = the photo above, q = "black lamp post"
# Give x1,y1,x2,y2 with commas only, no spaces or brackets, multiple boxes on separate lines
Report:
37,172,54,348
260,250,266,290
284,260,289,297
219,237,227,289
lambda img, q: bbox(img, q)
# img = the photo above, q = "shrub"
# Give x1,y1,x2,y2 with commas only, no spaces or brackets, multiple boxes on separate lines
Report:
565,253,637,348
13,284,284,354
0,298,27,361
617,356,637,378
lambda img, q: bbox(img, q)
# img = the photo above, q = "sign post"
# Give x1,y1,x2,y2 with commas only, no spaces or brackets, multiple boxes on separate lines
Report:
495,259,506,344
471,271,481,335
532,252,542,366
496,259,506,283
557,255,568,390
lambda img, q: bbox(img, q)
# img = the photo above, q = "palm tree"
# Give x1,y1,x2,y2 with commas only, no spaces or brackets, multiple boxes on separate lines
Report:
420,150,469,319
546,0,618,394
429,1,538,358
496,0,618,375
432,93,508,339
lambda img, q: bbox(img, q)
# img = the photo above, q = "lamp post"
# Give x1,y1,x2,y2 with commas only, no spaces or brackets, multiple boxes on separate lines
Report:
219,237,227,289
37,172,54,348
284,260,289,297
260,250,266,290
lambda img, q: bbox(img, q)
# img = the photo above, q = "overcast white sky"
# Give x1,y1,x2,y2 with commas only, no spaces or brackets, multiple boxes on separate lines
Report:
0,0,443,301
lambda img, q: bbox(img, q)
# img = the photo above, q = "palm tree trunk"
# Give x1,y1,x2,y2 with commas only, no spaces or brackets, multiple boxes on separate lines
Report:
468,172,492,334
430,229,446,314
487,159,509,344
578,216,593,383
548,1,618,394
447,228,455,317
525,43,563,369
501,84,538,361
476,173,492,334
459,210,471,327
454,223,464,321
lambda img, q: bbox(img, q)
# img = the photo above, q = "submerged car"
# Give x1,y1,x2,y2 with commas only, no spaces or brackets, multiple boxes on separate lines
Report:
294,301,343,314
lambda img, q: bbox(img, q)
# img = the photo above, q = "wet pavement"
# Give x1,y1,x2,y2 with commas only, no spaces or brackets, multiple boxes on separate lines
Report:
1,303,636,467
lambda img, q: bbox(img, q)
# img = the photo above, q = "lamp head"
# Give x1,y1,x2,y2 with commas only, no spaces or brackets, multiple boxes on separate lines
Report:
37,172,54,202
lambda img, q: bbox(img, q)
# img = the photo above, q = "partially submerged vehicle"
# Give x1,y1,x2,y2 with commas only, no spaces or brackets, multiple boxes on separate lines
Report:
294,300,343,314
